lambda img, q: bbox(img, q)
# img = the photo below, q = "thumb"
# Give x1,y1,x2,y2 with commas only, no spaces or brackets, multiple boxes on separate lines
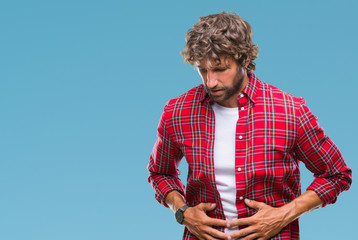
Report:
244,199,264,210
198,202,217,211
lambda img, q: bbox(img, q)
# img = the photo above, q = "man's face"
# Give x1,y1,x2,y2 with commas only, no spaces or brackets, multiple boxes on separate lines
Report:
197,57,247,108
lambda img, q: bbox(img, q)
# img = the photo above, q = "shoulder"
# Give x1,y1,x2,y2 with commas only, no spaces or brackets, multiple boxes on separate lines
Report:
257,79,305,109
164,84,206,112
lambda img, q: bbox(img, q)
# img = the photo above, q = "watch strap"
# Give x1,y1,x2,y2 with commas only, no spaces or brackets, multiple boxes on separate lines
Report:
178,205,189,213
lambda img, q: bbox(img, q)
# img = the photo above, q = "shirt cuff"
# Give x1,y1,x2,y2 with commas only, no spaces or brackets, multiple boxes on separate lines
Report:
306,178,337,207
148,174,185,208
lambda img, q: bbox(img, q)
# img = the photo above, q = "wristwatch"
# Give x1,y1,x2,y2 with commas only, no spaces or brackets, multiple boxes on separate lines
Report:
175,205,189,224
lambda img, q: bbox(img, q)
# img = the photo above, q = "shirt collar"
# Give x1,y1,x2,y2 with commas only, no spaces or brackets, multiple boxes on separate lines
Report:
199,72,260,104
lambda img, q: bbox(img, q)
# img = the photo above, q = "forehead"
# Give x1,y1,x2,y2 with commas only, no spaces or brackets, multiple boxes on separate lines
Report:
196,56,233,69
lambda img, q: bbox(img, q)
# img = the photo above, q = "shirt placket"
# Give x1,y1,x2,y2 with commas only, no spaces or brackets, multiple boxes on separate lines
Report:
205,100,227,221
235,93,249,216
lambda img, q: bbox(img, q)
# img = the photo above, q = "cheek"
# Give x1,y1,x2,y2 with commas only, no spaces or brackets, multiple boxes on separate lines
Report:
231,68,244,82
238,67,246,77
221,71,237,84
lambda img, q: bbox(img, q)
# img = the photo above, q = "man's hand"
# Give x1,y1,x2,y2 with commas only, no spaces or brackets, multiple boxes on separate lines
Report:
228,199,289,240
165,191,230,240
183,203,230,240
227,191,323,240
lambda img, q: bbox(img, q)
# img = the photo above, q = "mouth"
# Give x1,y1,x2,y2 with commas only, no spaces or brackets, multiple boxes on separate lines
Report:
210,89,224,95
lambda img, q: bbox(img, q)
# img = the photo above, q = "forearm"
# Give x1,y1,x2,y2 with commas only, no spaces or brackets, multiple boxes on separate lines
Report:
165,190,187,213
280,190,323,225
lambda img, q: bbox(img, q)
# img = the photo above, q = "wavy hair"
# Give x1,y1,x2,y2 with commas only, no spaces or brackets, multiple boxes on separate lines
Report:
181,11,259,73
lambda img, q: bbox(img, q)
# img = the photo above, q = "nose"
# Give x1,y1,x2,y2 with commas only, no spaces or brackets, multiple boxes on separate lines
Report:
206,70,218,88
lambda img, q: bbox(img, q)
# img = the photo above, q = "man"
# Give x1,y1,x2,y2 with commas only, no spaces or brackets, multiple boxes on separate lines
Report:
147,11,352,240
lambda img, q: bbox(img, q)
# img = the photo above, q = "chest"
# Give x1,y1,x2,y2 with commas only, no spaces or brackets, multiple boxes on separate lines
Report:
169,101,297,156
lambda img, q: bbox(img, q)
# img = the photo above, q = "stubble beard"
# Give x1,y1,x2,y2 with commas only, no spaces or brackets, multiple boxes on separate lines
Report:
205,67,246,104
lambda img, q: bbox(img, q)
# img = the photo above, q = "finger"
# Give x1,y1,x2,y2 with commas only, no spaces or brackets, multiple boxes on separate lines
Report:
228,216,255,227
201,232,221,240
229,226,256,239
205,226,230,239
204,217,229,227
198,202,217,211
240,233,260,240
244,199,266,210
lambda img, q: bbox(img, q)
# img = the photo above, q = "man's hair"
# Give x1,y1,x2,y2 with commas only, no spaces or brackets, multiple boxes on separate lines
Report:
181,11,259,73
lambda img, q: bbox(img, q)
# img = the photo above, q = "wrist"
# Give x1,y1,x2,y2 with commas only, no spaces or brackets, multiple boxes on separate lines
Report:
279,201,298,226
165,190,187,213
175,205,189,224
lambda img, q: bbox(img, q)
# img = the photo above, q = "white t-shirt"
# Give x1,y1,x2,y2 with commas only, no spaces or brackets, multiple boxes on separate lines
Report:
212,102,239,235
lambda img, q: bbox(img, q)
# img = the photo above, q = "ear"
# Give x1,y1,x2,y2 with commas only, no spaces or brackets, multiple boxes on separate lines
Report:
244,58,250,68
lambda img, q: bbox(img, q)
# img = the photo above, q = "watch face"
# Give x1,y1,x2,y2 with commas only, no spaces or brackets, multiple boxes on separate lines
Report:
175,210,184,224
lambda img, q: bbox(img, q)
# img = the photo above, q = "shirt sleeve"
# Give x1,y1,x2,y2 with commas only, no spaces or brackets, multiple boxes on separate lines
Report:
147,104,185,207
294,98,352,207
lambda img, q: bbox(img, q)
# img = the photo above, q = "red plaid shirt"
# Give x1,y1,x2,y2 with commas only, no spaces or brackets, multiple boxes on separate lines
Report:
147,73,352,240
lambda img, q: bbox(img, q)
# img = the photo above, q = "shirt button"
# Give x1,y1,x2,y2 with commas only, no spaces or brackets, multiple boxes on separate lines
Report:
237,167,242,172
239,196,244,200
241,107,244,111
240,94,244,98
239,135,243,139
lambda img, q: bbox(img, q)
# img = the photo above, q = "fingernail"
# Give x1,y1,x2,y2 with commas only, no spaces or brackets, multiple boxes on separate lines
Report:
228,236,232,240
245,199,250,203
211,203,216,207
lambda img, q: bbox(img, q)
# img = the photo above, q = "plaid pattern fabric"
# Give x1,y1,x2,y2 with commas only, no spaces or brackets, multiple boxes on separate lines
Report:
147,73,352,240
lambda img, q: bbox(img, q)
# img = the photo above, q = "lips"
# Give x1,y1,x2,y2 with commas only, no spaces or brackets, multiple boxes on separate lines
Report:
210,89,224,95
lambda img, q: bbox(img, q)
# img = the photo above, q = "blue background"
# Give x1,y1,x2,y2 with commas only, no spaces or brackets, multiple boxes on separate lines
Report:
1,0,357,239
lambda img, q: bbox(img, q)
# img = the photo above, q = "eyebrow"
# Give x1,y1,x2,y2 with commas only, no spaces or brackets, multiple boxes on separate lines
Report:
196,65,229,70
213,66,228,70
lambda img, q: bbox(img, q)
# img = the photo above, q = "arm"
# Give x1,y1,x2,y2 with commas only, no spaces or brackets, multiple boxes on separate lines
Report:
280,190,323,221
295,99,352,206
229,98,352,240
148,105,230,240
147,104,185,206
165,190,230,240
